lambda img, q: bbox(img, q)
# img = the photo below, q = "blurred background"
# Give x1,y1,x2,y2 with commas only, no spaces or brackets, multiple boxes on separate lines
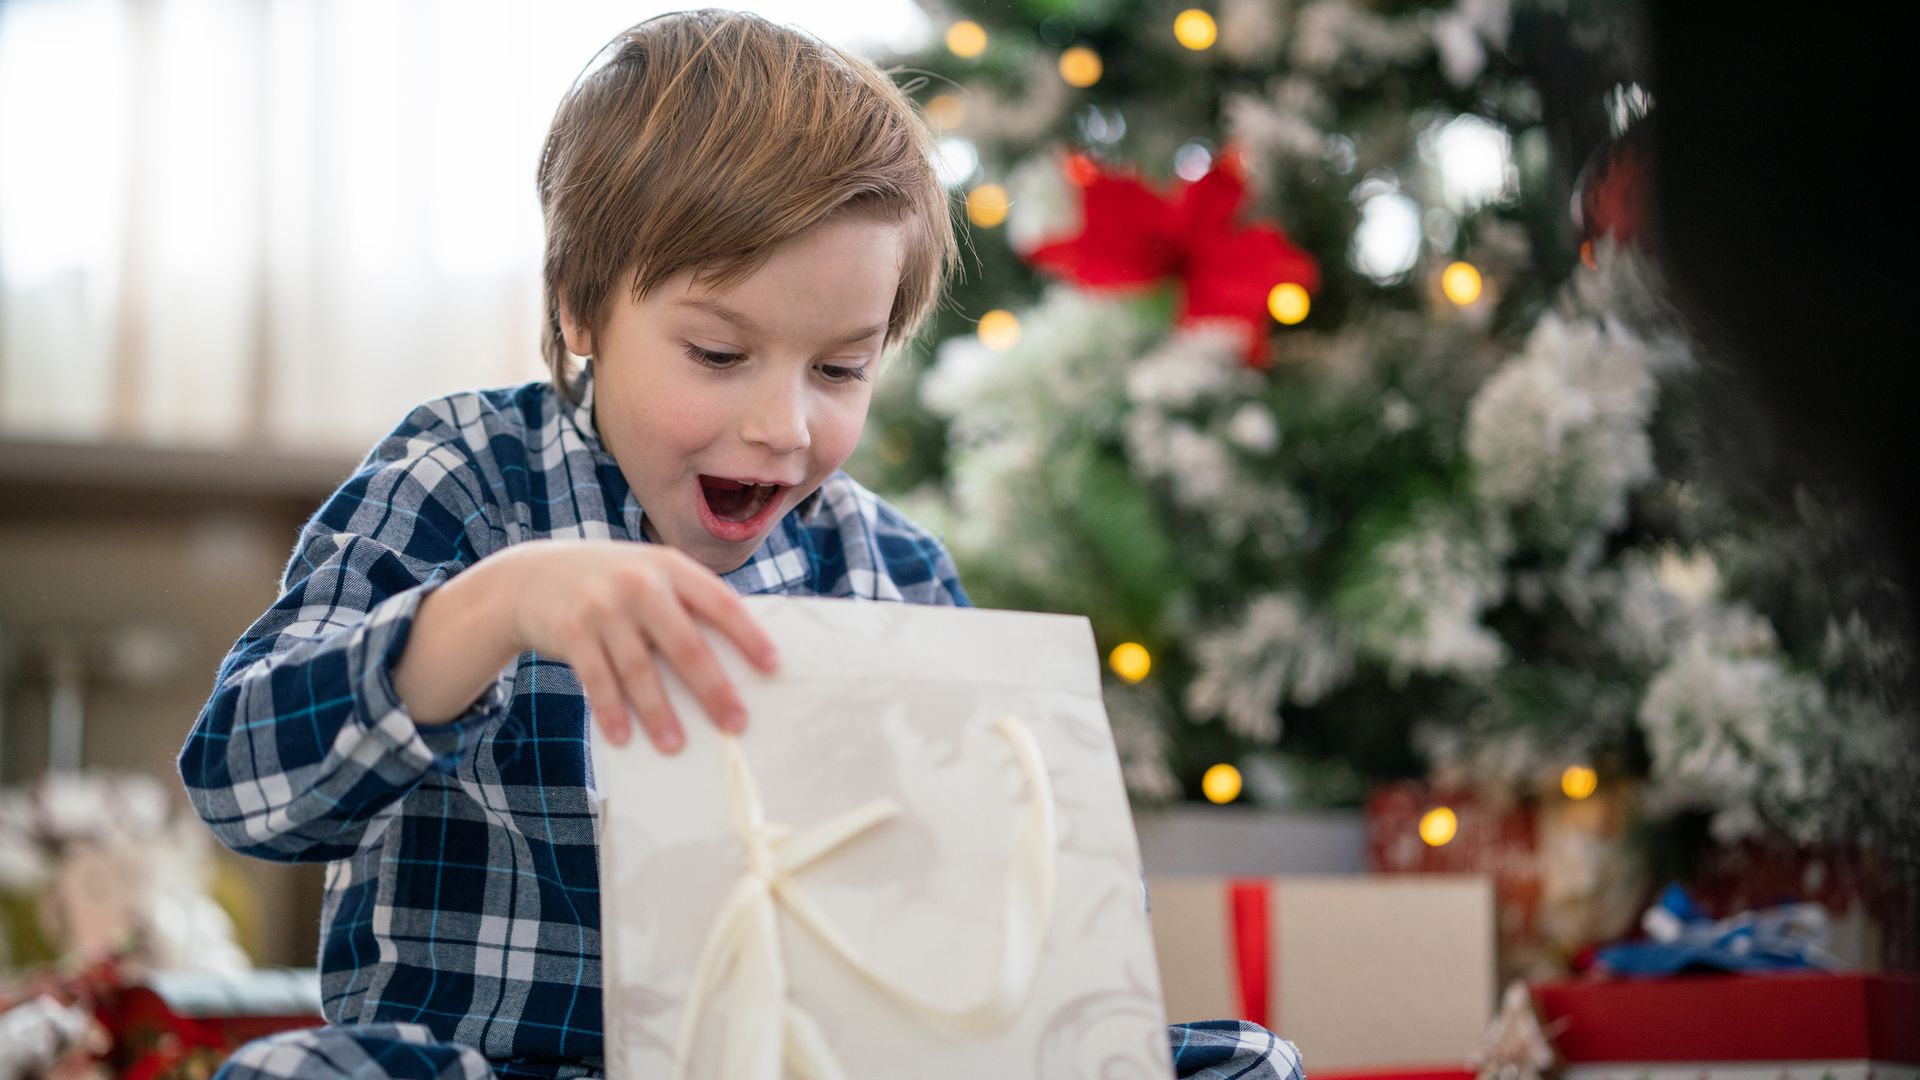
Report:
2,0,1916,1074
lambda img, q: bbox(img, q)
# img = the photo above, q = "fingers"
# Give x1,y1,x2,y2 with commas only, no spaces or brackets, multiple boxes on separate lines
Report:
567,547,778,754
570,638,639,749
602,621,685,754
668,557,782,675
631,581,747,737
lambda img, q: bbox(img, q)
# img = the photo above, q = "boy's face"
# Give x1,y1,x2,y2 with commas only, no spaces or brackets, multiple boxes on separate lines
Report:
566,215,905,574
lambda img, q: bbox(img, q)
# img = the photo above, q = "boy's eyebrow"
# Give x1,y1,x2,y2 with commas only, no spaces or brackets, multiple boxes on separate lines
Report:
674,298,886,347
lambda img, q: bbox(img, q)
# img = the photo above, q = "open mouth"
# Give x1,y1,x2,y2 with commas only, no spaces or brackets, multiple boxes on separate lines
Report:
699,476,783,523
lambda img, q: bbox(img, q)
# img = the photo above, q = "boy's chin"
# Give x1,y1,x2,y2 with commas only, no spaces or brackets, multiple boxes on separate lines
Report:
643,517,761,575
690,542,757,576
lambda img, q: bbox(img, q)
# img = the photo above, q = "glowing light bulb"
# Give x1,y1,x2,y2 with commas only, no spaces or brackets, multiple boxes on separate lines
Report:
1058,45,1102,88
1174,9,1217,51
946,20,988,59
925,93,966,131
965,183,1010,228
1202,763,1242,804
1418,806,1458,847
1561,765,1599,801
977,309,1020,350
1108,642,1152,684
1267,282,1310,325
1442,261,1483,306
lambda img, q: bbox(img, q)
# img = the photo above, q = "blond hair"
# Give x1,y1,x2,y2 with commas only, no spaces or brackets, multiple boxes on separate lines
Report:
536,10,956,400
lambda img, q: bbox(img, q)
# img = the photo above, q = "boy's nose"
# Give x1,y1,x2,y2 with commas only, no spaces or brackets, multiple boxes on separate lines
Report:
740,375,812,455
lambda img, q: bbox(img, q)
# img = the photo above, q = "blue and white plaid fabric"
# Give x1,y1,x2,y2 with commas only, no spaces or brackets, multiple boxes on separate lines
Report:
213,1020,1302,1079
1170,1020,1306,1080
182,364,1301,1077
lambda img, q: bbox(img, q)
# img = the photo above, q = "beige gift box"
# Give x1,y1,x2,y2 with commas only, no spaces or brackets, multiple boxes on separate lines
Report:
1149,874,1496,1070
591,597,1172,1079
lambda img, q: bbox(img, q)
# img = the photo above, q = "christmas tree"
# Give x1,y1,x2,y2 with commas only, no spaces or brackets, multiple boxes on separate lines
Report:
854,0,1918,944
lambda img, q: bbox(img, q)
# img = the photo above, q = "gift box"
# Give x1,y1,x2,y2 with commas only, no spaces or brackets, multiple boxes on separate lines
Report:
1147,874,1496,1070
592,597,1171,1078
108,968,324,1078
0,962,324,1079
1368,784,1543,962
1531,971,1920,1080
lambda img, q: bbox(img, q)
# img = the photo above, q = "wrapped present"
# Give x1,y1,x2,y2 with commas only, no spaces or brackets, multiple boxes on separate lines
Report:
108,968,324,1077
0,959,322,1079
1531,971,1920,1080
1146,874,1496,1070
1367,784,1542,957
1369,782,1652,977
1685,840,1909,970
591,597,1171,1079
1596,883,1839,975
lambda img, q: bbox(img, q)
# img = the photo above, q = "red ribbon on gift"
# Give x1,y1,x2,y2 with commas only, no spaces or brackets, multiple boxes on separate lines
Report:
1228,879,1272,1029
1023,150,1321,368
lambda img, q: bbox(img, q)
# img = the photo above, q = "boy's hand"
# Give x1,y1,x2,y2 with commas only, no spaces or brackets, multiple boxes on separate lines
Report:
491,539,780,753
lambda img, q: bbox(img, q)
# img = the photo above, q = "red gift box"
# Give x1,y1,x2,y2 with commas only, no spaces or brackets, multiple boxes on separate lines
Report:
101,970,324,1077
1367,784,1543,949
1531,972,1920,1079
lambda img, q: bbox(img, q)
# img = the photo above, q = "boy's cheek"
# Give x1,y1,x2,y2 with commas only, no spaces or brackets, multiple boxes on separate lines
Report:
816,414,869,473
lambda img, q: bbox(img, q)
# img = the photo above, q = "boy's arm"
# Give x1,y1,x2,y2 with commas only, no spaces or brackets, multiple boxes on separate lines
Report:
930,540,971,607
179,406,506,863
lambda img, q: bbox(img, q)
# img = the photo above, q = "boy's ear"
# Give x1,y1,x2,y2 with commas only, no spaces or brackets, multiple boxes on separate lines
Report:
558,295,595,358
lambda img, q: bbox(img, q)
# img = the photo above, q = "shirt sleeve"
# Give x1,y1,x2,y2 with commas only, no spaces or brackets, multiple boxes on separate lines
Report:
851,479,971,607
925,536,971,608
178,404,508,863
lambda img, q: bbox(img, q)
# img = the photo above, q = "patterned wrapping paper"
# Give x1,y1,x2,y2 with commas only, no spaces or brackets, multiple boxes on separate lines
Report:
590,596,1172,1079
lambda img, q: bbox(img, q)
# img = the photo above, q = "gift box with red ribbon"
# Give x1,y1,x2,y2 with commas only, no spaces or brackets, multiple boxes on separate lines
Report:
1367,784,1543,956
1146,874,1496,1071
1531,971,1920,1080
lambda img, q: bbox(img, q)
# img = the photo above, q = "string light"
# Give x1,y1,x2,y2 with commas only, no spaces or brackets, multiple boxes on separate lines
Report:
977,309,1020,350
1560,765,1599,801
1418,806,1458,847
946,20,988,58
1174,9,1217,51
924,93,966,131
1108,642,1152,683
1441,261,1483,306
1058,45,1102,88
965,183,1010,228
1267,282,1310,325
1202,763,1243,804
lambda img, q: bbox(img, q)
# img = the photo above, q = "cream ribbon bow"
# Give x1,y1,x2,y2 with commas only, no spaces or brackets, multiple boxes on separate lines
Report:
669,714,1058,1080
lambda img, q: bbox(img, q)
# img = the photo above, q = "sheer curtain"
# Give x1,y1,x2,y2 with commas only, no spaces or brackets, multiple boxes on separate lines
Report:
0,0,930,455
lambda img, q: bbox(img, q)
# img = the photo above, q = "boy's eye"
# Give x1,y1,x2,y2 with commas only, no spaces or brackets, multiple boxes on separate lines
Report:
683,342,868,383
818,363,871,384
683,344,745,368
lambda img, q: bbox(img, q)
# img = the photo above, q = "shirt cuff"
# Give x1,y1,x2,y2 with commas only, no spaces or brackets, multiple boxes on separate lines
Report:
345,578,508,775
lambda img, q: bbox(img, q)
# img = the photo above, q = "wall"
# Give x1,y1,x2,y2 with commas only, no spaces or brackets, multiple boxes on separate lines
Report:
1,439,356,967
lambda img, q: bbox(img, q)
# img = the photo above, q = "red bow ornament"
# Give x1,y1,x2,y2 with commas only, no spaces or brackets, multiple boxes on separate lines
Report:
1023,150,1321,367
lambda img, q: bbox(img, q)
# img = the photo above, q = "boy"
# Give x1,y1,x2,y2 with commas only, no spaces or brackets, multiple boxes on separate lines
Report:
181,11,1300,1079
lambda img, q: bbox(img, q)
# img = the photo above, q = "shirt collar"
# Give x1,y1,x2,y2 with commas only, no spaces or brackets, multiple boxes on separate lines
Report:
562,361,602,453
560,360,820,594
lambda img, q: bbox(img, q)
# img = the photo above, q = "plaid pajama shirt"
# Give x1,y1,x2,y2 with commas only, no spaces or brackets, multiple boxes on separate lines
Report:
182,365,1302,1078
